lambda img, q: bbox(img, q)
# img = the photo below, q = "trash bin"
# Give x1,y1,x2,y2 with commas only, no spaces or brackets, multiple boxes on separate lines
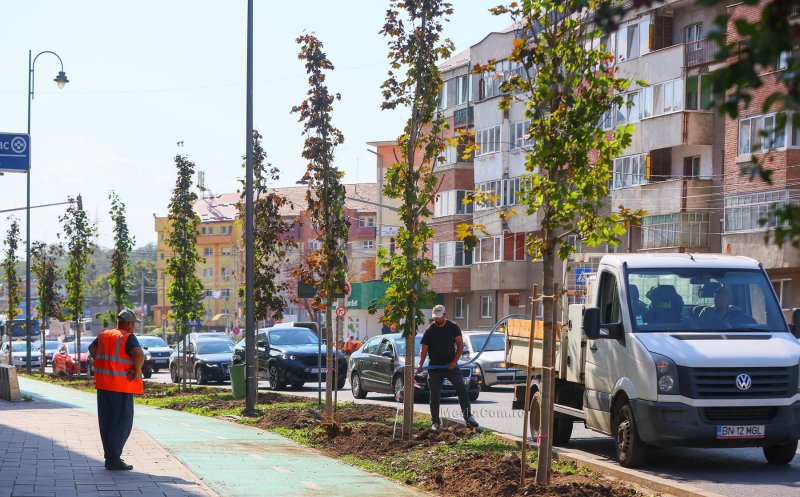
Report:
230,363,246,399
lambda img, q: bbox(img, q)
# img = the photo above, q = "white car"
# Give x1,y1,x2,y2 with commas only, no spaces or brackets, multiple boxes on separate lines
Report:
0,341,42,368
462,331,524,390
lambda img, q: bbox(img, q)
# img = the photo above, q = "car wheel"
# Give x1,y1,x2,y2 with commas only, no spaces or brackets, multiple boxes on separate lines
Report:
351,372,368,399
195,365,206,385
763,440,798,464
468,390,480,402
393,375,404,403
290,381,305,390
170,364,180,384
476,366,491,391
614,403,648,468
268,365,284,390
142,364,153,379
336,373,346,390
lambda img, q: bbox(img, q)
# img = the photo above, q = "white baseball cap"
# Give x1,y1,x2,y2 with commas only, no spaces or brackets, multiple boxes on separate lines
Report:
432,305,446,318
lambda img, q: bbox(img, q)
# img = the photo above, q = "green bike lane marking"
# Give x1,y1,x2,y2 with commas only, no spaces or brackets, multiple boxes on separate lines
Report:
19,378,427,497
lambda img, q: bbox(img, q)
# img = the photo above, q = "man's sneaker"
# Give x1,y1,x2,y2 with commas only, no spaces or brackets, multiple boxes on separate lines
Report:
106,459,133,471
431,422,441,432
465,415,479,429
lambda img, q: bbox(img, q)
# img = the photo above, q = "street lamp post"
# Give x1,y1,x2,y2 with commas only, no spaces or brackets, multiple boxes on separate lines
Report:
25,50,69,374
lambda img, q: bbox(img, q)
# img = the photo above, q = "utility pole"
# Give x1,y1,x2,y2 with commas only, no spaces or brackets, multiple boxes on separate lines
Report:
244,0,257,414
140,272,145,334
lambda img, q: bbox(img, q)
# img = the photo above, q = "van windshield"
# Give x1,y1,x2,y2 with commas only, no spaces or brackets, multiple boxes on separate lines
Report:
627,268,786,333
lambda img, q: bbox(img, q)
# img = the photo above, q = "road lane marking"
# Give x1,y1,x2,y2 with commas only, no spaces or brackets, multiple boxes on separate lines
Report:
273,465,291,473
302,481,322,490
215,435,228,440
249,454,264,460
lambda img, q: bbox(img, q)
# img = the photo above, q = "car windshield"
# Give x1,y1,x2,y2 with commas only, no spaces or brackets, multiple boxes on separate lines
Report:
197,341,234,354
138,337,167,348
627,268,786,332
67,342,91,354
269,329,319,346
43,342,59,351
11,343,33,352
468,333,505,352
393,336,423,357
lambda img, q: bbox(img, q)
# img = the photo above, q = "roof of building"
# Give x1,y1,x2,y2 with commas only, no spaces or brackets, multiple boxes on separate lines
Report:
192,183,379,222
438,48,470,71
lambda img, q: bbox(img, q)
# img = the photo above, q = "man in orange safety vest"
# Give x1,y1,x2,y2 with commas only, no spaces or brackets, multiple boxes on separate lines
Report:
89,308,145,471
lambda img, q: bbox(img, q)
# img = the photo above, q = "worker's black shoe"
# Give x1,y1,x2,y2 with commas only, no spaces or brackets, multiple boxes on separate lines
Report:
105,459,133,471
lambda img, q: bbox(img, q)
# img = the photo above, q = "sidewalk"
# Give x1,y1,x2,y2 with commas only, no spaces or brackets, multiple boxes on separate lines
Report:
5,377,428,497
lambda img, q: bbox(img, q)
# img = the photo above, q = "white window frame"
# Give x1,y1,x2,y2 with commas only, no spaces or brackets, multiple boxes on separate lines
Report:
473,235,502,263
612,153,648,190
476,125,501,156
738,113,790,155
456,75,469,105
204,268,213,277
438,80,448,110
363,240,375,250
204,248,213,257
222,247,232,256
686,23,704,51
454,297,465,319
510,119,533,150
480,295,494,319
724,190,796,233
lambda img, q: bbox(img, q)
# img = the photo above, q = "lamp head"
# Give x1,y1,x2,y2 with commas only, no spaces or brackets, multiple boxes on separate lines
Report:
54,71,69,89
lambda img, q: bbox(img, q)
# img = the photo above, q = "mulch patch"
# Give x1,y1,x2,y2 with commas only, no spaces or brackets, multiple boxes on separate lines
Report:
254,403,647,497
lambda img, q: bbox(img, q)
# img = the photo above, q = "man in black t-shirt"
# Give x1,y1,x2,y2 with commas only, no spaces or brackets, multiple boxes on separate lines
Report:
418,305,479,431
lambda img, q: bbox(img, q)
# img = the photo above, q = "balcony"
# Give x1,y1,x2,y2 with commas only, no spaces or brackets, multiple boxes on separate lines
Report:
431,267,471,294
612,177,717,217
471,260,532,292
685,39,721,68
350,225,376,238
625,111,713,154
454,106,474,128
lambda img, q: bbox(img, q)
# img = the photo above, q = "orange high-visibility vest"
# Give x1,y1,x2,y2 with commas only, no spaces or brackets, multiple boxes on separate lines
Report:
93,329,143,395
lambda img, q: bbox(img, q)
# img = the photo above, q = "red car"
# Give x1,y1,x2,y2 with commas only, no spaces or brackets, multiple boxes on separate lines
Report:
52,341,91,376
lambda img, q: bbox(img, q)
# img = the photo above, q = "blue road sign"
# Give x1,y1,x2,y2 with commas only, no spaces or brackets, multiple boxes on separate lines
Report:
0,133,31,173
575,266,592,286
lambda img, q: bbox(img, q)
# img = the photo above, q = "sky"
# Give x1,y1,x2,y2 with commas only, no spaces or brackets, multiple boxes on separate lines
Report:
0,0,509,253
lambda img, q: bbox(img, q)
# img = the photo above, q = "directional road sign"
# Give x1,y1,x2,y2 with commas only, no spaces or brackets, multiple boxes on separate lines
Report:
0,133,31,173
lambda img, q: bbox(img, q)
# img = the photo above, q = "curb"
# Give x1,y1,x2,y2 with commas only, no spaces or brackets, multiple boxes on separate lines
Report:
440,417,727,497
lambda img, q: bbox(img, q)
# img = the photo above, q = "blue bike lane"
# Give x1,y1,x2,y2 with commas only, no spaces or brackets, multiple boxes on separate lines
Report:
19,377,429,497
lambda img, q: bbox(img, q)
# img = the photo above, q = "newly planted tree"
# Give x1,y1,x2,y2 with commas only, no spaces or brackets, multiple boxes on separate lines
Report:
165,155,205,390
31,241,64,373
109,191,135,313
375,0,454,439
2,217,22,365
237,129,294,400
291,34,348,418
60,196,97,376
473,0,642,483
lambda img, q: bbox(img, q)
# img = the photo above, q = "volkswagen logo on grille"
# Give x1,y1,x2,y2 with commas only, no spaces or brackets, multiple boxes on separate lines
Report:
736,373,752,391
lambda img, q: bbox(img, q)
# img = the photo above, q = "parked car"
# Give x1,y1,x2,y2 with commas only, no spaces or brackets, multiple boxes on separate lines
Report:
137,336,172,376
462,331,524,390
189,332,233,343
170,336,234,385
31,340,60,366
52,341,90,376
348,333,480,402
234,326,347,390
0,341,42,369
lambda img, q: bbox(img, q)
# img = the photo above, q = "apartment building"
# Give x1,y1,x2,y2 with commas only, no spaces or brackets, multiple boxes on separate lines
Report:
721,2,800,313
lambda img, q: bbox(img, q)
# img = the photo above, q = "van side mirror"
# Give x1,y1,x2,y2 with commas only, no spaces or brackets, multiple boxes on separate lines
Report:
792,308,800,339
583,307,601,339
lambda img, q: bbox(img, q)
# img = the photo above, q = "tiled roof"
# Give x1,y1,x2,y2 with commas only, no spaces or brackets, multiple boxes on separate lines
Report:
193,182,379,222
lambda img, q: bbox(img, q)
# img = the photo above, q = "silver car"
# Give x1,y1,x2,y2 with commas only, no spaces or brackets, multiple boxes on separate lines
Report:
462,331,524,390
0,341,42,368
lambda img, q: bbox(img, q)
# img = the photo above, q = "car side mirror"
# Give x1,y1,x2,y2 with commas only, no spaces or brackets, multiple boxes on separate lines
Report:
381,351,393,358
583,307,601,339
462,350,469,356
792,308,800,339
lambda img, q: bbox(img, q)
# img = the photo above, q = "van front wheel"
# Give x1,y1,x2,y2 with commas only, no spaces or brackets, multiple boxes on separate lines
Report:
614,404,648,468
763,440,798,464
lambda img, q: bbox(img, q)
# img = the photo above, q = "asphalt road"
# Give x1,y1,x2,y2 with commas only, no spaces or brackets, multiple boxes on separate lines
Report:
148,371,799,497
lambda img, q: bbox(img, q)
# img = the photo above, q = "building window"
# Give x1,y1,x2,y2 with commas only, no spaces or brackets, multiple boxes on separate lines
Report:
685,23,704,51
685,74,714,110
772,279,792,310
738,113,788,155
510,119,533,150
204,268,213,277
474,236,502,263
309,240,321,251
642,212,709,249
475,178,523,209
454,297,465,319
201,227,207,235
358,217,375,228
160,253,164,260
456,75,469,105
438,80,448,110
208,227,214,235
433,241,473,268
480,295,494,319
503,232,526,261
363,240,375,250
612,153,648,189
204,248,213,256
476,125,501,156
601,18,650,64
479,60,523,100
434,190,474,217
222,289,231,298
205,289,214,297
724,190,797,232
222,247,232,256
683,156,701,178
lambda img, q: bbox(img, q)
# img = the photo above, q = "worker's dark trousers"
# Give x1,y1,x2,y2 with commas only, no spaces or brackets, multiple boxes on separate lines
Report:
97,389,134,464
428,368,472,425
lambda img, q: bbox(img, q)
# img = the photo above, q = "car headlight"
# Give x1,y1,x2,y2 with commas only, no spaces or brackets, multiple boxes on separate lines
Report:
145,353,152,361
491,361,508,369
280,353,297,361
473,365,482,375
651,353,679,395
206,363,221,368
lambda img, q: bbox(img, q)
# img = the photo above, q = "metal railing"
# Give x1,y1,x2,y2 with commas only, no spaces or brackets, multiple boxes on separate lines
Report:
685,39,720,67
454,106,473,128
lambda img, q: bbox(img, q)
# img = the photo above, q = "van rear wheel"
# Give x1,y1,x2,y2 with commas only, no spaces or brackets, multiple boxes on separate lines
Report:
764,440,798,464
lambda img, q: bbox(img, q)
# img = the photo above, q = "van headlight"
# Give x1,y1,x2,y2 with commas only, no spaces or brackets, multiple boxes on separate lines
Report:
651,353,679,395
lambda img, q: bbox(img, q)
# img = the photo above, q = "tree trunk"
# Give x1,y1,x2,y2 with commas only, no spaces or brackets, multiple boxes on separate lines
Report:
40,314,46,375
402,302,415,440
325,303,333,419
536,236,556,486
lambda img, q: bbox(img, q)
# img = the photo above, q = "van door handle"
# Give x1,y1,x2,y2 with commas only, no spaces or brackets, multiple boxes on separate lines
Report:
589,344,598,352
